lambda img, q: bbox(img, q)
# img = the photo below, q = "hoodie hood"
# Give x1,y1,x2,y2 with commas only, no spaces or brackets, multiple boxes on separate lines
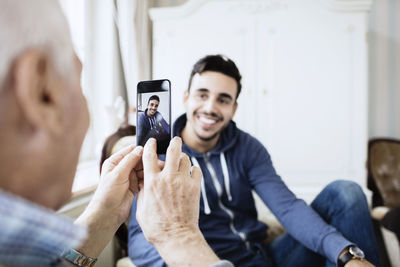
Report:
173,113,239,156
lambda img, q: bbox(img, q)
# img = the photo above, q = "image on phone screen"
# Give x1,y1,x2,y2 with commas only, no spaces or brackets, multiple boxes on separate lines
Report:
136,79,171,154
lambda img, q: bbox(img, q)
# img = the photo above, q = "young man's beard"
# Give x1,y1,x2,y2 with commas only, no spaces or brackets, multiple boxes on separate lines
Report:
195,131,220,142
194,122,229,142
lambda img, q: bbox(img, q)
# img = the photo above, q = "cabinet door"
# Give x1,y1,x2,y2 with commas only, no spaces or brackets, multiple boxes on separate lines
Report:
253,2,368,197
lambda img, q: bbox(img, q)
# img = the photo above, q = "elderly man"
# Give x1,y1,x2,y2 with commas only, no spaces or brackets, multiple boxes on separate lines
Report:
0,1,232,266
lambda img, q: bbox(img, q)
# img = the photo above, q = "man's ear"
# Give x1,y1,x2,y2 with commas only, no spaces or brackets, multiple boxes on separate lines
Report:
12,49,61,133
232,101,238,118
183,90,189,108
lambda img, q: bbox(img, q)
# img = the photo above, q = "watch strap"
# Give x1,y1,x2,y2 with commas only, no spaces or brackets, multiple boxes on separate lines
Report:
338,250,354,267
338,246,364,267
62,248,97,267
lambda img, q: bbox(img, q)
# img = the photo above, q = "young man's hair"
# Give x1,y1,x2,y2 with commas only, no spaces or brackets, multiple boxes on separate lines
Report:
148,95,160,104
187,54,242,99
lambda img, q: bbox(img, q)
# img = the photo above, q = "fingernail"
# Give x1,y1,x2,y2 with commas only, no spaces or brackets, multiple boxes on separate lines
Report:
134,146,143,155
148,138,156,144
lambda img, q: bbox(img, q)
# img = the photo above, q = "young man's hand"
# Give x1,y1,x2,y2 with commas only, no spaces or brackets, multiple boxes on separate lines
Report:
339,248,375,267
345,260,375,267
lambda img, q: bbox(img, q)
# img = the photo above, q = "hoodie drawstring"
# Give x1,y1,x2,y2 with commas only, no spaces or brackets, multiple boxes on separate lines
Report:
149,116,156,129
220,153,232,201
192,154,246,243
191,157,211,215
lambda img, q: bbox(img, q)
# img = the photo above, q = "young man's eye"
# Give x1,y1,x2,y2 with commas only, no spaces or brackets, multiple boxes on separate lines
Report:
196,93,207,99
218,98,230,105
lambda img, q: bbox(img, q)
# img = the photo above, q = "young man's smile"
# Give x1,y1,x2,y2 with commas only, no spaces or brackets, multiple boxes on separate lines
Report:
196,112,223,130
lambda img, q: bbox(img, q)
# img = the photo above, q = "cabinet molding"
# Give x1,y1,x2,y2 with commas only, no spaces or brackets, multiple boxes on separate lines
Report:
323,0,373,12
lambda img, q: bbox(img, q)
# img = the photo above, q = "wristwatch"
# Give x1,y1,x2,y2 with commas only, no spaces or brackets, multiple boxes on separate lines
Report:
62,248,97,267
338,245,365,267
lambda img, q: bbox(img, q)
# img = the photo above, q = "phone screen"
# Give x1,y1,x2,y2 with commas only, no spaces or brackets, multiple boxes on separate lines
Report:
136,79,172,154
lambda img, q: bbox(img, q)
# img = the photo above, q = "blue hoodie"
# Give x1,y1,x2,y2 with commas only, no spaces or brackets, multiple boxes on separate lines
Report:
137,110,170,141
128,114,351,266
137,109,170,152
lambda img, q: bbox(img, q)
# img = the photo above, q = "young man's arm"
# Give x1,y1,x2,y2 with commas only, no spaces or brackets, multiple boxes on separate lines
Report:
244,137,374,265
137,113,149,141
155,112,170,134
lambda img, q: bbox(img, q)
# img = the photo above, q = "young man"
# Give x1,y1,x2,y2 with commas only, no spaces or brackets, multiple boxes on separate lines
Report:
128,55,380,266
0,1,231,266
137,95,170,152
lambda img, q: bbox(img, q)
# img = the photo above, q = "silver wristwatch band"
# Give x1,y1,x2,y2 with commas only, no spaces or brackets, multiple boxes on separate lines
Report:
62,248,97,267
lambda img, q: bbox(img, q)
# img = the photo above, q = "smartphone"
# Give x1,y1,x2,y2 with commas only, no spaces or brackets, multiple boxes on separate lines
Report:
136,79,172,154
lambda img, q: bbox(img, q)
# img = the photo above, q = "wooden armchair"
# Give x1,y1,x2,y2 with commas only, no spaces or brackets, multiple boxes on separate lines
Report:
367,138,400,267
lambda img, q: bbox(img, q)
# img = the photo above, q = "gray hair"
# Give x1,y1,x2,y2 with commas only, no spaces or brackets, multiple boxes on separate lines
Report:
0,0,75,90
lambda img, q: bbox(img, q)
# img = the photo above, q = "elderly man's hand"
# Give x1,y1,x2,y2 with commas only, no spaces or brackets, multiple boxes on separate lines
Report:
136,137,201,243
74,145,143,258
91,145,143,225
136,137,220,267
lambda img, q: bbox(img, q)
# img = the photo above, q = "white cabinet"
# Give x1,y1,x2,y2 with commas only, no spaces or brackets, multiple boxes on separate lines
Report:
150,0,372,202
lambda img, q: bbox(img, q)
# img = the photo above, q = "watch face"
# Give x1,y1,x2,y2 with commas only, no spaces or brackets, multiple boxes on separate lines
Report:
349,246,365,258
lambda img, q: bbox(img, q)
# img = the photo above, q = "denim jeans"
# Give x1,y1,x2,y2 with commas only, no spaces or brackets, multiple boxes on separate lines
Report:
265,180,380,267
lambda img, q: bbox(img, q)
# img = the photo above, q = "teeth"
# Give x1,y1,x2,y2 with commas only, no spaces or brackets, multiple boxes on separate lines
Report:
199,116,217,124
